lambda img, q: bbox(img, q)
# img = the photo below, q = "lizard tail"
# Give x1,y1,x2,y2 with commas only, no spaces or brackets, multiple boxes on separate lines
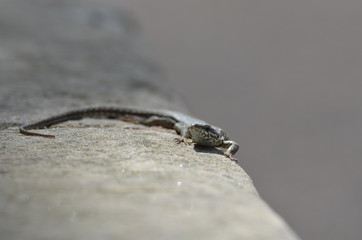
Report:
19,126,56,138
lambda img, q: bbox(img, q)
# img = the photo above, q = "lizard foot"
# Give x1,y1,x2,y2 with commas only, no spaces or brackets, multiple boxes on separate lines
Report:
174,137,192,145
223,152,238,162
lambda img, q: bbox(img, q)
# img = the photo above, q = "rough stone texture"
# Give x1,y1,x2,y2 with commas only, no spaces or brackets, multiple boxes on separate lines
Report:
0,0,300,240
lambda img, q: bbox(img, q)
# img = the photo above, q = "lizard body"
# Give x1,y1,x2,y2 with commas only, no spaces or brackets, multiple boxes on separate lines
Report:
19,106,239,160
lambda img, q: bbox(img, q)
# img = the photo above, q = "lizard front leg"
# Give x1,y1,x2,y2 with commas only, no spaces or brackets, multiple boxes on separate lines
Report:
221,140,239,162
174,124,193,145
174,137,193,145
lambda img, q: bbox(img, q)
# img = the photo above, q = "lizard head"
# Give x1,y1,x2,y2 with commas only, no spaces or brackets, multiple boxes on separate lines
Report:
188,124,228,147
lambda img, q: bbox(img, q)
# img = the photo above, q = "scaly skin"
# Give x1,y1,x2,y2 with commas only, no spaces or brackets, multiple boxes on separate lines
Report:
19,106,239,160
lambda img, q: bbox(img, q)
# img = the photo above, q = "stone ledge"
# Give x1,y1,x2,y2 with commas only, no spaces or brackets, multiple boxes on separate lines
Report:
0,0,300,239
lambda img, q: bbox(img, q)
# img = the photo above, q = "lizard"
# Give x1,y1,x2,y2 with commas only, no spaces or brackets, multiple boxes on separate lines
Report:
19,106,239,161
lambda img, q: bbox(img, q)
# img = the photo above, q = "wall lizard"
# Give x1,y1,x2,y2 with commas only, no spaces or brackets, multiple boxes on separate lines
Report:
19,106,239,161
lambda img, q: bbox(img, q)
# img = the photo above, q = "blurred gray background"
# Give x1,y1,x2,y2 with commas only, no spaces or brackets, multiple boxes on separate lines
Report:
112,1,361,239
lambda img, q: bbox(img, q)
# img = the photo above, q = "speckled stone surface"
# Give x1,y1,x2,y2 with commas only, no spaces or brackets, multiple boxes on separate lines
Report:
0,1,300,239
